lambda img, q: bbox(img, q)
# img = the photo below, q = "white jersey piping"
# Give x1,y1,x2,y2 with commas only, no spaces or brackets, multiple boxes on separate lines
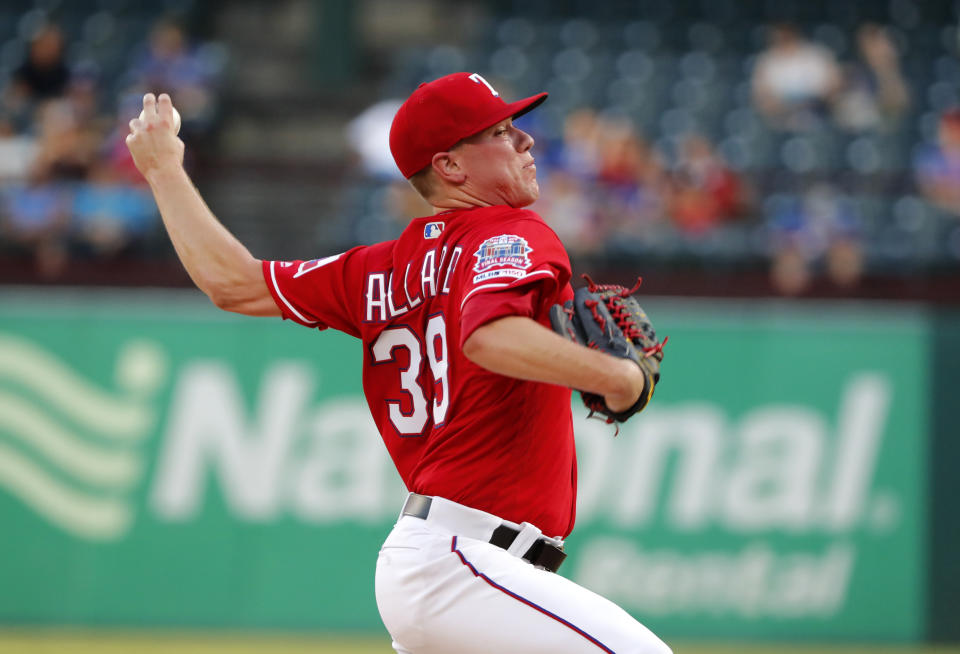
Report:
459,269,557,310
270,261,320,324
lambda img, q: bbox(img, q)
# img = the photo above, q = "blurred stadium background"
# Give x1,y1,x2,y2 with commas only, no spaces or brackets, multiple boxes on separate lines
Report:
0,0,958,652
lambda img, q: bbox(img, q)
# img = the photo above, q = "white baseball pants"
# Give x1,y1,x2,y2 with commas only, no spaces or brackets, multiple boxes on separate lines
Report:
375,495,672,654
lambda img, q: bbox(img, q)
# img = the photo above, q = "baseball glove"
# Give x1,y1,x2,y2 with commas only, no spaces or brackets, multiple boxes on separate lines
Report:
549,275,667,425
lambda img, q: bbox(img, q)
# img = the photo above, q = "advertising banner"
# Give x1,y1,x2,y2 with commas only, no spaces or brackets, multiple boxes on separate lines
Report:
0,292,928,639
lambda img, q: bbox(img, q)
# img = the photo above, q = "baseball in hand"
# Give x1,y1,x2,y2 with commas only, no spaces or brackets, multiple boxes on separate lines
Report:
139,105,181,134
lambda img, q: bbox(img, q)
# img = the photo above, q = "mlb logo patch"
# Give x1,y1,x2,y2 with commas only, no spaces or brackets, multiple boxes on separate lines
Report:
473,234,533,273
424,222,444,239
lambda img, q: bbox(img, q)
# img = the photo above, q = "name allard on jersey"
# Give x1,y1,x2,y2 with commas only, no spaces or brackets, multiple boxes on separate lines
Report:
364,245,463,323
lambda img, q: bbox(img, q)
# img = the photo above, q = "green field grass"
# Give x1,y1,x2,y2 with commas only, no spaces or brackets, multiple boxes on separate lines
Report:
0,631,958,654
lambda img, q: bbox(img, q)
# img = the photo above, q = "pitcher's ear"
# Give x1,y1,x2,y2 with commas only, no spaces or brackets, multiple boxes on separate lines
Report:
432,151,465,184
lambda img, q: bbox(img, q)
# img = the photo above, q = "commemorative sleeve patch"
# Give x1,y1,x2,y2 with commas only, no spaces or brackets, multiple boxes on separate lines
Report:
472,234,533,275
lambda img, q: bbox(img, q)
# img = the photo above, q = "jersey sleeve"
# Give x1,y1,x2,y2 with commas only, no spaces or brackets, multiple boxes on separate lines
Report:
261,247,363,337
458,210,572,339
459,284,539,347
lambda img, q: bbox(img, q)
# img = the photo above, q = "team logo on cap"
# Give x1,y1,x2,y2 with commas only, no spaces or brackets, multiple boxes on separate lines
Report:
473,234,532,279
469,73,499,97
424,222,444,239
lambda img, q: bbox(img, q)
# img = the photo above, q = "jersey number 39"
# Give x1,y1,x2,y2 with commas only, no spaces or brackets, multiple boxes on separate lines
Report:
371,314,449,435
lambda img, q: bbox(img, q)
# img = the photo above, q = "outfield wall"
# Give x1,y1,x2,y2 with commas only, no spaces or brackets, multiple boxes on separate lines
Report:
0,289,955,641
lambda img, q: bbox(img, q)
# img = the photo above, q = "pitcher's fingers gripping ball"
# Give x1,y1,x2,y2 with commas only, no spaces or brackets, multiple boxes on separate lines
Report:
550,275,667,424
126,93,185,175
138,94,181,134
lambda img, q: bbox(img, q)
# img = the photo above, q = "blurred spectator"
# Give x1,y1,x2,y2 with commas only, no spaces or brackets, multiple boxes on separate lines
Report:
125,18,218,132
769,184,863,295
347,99,405,180
596,117,647,187
72,163,157,255
600,177,670,248
533,170,601,256
557,109,603,179
833,24,909,132
593,118,670,246
915,109,960,217
751,23,842,131
536,113,673,252
3,24,71,130
670,134,747,234
1,173,70,277
344,98,430,242
29,99,101,182
0,116,37,182
64,66,108,133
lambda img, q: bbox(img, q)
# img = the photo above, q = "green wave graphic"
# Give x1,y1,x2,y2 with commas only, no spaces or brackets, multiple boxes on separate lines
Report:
0,333,151,439
0,393,140,487
0,442,131,540
0,333,166,540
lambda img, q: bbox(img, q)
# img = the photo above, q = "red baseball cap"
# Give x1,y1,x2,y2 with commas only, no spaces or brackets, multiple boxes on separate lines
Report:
389,72,548,178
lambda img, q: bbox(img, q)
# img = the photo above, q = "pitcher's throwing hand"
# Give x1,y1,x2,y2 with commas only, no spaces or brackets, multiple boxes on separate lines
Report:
126,93,184,182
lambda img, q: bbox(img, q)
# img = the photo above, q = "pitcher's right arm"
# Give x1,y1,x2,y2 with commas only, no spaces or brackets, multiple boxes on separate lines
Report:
126,93,278,317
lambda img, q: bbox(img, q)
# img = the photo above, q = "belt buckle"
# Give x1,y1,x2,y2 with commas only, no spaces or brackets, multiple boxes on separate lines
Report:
402,493,432,520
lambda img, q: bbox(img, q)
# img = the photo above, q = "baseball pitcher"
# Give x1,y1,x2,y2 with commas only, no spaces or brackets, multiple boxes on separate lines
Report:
126,72,670,654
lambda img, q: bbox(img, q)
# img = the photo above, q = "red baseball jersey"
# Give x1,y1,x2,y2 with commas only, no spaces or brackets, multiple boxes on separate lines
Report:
263,205,577,537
